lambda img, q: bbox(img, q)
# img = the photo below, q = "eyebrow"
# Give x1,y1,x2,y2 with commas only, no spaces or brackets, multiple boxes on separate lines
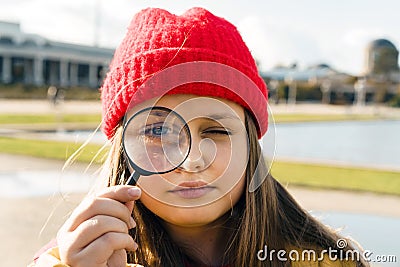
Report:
203,113,241,121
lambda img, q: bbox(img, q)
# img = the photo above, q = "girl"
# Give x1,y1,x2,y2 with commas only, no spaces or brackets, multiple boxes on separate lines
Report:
32,7,368,267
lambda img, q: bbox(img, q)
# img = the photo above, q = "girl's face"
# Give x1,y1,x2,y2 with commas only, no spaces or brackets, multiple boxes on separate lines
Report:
126,94,248,226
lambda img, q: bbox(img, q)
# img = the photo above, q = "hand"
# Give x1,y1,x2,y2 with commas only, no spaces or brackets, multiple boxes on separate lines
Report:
57,185,141,267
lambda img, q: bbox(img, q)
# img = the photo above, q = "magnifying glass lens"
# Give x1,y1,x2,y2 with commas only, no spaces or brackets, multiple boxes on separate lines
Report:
123,107,190,174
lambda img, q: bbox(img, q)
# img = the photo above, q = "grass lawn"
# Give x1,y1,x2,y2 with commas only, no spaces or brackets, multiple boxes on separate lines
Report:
271,161,400,196
0,136,107,164
0,114,101,124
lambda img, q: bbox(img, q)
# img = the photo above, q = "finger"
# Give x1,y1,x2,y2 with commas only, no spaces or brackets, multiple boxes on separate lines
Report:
125,200,135,213
96,185,141,203
107,249,127,267
79,232,137,264
66,197,136,232
69,215,131,250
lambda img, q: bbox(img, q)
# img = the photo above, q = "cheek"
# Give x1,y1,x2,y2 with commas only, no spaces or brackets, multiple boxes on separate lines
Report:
210,143,230,176
211,136,248,189
136,175,171,204
138,185,166,219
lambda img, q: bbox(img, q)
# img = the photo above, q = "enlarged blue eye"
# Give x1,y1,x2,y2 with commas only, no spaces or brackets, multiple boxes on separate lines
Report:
144,123,172,137
153,126,169,135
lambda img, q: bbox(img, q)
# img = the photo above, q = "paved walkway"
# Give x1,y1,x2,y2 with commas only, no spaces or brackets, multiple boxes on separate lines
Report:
1,99,400,116
0,99,101,114
270,102,400,117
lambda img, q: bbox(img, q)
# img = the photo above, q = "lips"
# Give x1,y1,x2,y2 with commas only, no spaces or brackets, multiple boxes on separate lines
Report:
176,181,208,188
169,181,215,199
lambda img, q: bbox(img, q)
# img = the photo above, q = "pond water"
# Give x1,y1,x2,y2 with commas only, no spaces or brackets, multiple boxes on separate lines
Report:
265,120,400,170
312,211,400,266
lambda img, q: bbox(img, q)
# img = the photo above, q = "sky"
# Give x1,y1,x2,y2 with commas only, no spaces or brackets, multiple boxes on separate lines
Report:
0,0,399,75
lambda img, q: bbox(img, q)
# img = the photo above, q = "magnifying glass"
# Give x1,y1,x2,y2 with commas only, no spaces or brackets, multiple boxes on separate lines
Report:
122,106,192,185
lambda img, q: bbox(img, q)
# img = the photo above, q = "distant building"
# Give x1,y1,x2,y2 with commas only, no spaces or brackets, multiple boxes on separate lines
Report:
262,64,355,104
262,38,400,105
365,39,399,76
0,21,114,88
361,39,400,103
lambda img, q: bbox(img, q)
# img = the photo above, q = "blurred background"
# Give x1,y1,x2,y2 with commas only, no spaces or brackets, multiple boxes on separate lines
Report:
0,0,399,266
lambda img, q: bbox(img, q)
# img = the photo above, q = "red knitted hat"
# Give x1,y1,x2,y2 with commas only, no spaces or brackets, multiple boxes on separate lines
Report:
100,7,268,139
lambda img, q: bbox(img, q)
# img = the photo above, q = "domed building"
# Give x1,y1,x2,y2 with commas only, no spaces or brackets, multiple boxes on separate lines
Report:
365,39,399,76
358,38,400,104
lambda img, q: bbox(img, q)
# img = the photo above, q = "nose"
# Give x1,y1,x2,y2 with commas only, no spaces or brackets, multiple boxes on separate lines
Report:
178,136,215,173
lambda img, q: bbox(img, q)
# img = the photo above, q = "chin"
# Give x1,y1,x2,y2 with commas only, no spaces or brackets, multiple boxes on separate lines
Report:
162,204,226,227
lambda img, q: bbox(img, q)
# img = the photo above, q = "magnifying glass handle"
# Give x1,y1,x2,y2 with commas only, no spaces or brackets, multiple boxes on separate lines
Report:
126,171,140,186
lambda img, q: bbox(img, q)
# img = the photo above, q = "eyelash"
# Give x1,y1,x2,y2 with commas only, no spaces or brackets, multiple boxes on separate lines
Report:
202,129,232,135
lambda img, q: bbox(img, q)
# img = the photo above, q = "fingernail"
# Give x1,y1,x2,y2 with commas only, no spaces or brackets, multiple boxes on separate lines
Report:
128,187,141,197
133,242,138,251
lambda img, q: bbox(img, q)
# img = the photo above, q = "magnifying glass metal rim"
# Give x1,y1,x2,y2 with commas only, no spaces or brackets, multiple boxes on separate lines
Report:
122,106,192,185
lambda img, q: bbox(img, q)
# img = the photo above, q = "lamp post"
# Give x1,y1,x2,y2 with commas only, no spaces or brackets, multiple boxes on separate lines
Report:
47,86,65,132
354,77,367,107
321,79,332,104
268,79,280,104
285,75,297,105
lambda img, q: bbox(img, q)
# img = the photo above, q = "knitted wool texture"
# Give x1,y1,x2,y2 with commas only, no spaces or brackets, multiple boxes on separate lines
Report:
100,7,268,139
